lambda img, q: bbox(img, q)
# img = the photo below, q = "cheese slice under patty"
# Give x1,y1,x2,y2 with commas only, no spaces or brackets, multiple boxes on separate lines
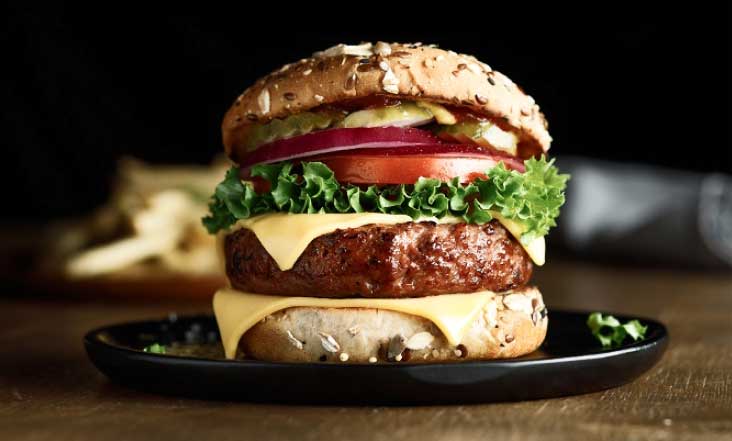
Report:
214,287,496,359
218,212,545,271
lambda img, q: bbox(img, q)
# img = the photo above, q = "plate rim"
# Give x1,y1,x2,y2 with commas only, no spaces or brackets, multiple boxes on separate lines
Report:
83,309,669,369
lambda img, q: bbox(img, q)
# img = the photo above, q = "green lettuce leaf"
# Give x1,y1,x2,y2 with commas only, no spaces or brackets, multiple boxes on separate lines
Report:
202,157,569,240
587,312,648,348
143,343,166,354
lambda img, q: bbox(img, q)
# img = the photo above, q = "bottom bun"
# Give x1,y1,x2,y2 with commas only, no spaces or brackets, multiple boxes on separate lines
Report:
240,286,547,363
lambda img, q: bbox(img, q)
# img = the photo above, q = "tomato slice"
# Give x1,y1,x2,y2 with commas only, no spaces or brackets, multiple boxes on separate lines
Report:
244,154,508,188
314,154,502,184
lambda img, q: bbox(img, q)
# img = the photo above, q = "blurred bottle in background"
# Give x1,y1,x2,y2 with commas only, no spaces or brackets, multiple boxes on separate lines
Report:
555,157,731,269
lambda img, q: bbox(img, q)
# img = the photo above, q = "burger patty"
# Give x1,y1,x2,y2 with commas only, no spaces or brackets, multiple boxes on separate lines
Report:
225,220,533,298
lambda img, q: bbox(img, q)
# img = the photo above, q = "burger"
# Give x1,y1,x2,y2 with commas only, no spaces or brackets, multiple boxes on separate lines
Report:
203,42,568,363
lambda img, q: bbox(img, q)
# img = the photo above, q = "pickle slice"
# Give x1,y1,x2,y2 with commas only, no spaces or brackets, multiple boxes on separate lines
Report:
341,102,433,128
244,111,343,152
416,101,457,124
437,121,518,156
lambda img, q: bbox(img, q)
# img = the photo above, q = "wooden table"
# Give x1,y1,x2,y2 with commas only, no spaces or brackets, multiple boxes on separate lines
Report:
1,260,731,440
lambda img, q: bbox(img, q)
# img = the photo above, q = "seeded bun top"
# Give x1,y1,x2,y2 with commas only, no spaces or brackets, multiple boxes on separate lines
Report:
222,42,552,158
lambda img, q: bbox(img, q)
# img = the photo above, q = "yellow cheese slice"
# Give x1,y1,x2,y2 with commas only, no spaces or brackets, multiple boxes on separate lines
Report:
214,288,494,359
225,212,410,271
221,212,545,270
492,213,546,266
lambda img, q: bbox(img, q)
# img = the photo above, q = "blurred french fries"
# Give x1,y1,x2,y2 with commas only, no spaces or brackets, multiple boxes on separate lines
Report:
48,157,229,279
66,228,182,277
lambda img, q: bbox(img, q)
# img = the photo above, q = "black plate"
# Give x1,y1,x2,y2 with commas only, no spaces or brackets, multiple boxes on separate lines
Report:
84,311,668,405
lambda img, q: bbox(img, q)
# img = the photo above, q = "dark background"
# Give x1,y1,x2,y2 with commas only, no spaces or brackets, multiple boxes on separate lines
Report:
3,4,730,221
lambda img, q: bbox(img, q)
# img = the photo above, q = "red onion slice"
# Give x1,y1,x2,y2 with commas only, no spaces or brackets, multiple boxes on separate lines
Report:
330,145,526,171
238,127,443,168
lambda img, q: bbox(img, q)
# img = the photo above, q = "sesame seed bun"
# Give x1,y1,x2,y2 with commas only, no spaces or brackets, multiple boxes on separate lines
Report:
222,42,551,160
238,286,547,363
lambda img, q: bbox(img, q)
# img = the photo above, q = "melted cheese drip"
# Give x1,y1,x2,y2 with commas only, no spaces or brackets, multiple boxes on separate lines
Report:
492,213,546,266
220,212,545,270
214,288,495,359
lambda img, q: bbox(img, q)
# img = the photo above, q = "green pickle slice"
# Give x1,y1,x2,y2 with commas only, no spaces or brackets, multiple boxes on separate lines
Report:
243,111,343,152
340,102,434,128
437,121,518,156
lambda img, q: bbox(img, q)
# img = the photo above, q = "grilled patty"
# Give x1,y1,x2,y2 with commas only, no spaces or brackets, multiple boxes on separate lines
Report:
225,220,533,298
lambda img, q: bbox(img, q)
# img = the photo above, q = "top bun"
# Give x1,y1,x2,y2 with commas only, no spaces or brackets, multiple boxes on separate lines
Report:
222,42,551,158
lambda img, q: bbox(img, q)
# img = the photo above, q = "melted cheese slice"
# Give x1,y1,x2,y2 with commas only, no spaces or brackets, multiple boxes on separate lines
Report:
492,213,546,266
214,288,494,359
221,212,545,270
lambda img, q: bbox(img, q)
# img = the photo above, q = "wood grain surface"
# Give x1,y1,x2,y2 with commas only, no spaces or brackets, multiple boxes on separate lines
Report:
1,260,731,441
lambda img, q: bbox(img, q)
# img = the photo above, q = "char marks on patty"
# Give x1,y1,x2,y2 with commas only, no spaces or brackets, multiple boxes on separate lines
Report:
225,220,532,298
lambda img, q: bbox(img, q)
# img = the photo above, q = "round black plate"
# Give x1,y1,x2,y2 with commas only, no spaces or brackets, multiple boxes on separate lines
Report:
84,311,668,404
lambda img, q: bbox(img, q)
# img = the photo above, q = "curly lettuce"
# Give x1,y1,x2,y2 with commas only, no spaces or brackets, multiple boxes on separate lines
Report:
202,157,569,242
587,313,648,348
143,343,166,354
